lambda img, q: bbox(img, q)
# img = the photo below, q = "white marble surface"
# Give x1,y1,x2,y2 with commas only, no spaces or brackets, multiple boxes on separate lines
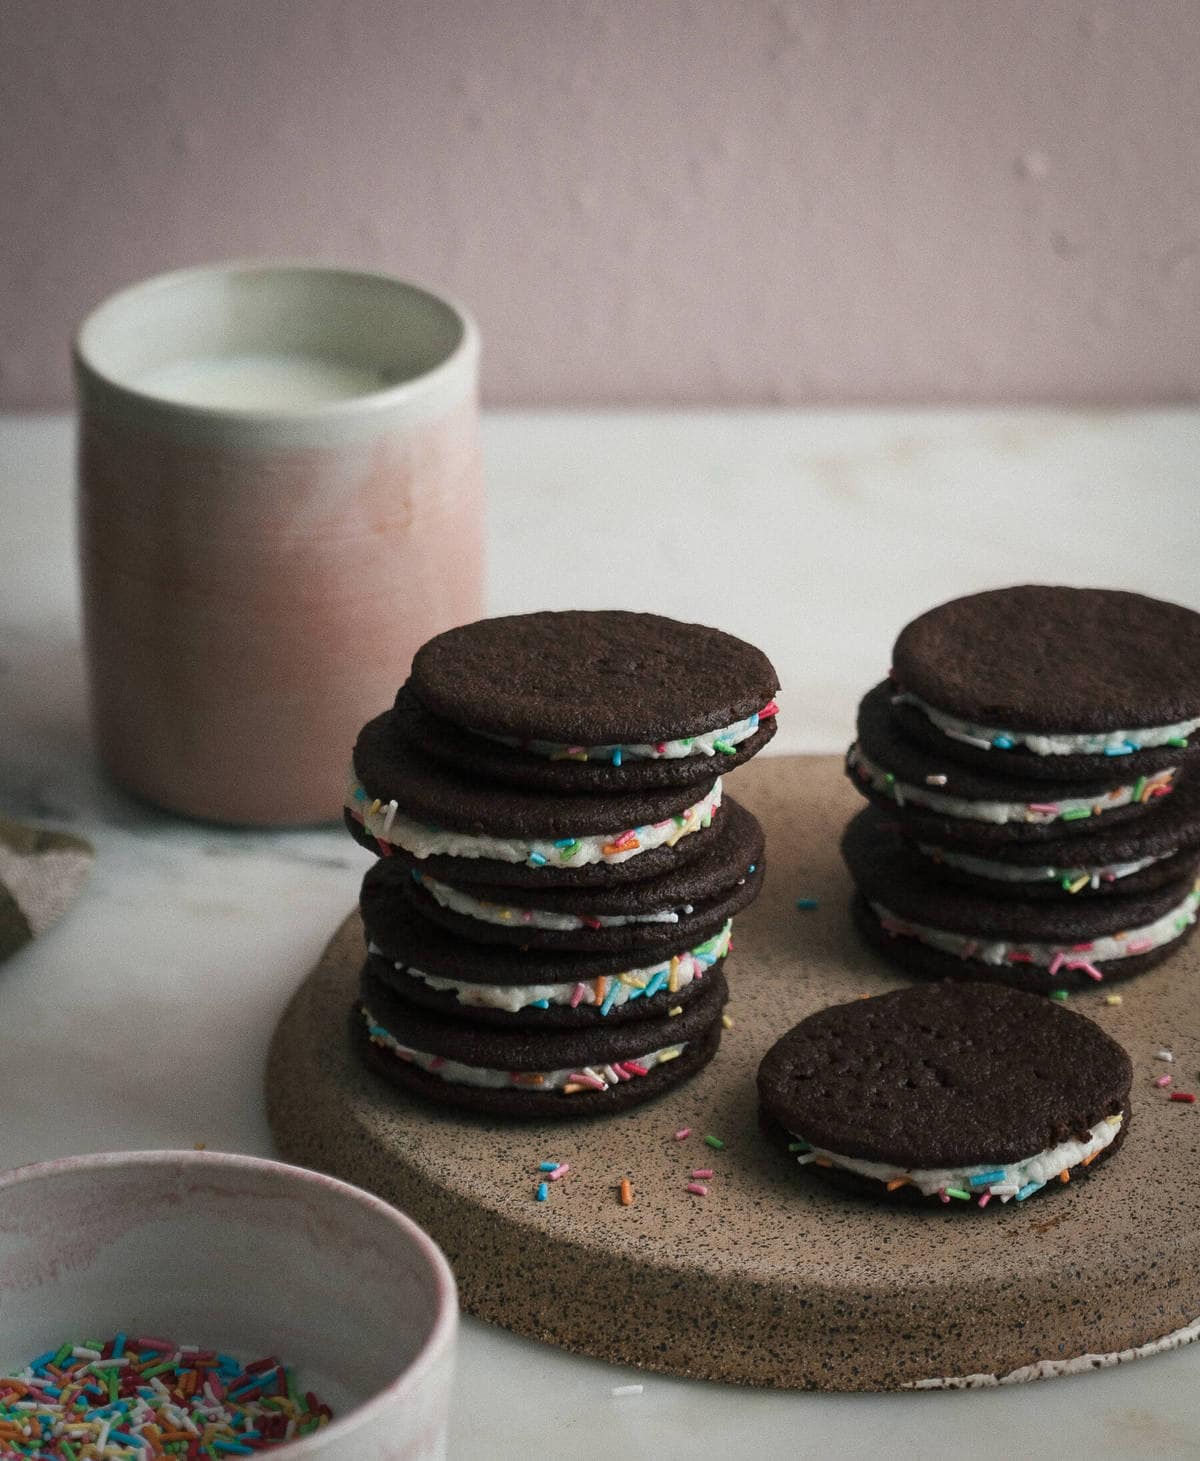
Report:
3,409,1200,1459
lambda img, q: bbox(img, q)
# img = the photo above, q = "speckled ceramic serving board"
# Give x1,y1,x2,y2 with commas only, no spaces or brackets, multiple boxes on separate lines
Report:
266,755,1200,1390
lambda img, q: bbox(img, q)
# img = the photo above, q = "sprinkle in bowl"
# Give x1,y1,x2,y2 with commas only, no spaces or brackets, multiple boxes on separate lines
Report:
0,1150,457,1458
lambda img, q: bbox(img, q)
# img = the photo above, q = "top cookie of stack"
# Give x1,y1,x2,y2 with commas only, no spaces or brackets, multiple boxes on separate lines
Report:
844,585,1200,992
344,610,778,1118
397,609,777,792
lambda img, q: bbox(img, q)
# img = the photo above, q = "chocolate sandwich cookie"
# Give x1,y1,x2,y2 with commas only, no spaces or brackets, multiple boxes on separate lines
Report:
842,808,1200,991
358,961,728,1117
395,683,777,792
889,586,1200,782
757,980,1132,1205
848,682,1181,846
910,774,1200,900
403,610,780,791
362,875,732,1027
393,797,763,953
346,708,724,887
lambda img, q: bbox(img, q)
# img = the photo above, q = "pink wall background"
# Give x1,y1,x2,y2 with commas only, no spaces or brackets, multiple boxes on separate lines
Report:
3,0,1199,408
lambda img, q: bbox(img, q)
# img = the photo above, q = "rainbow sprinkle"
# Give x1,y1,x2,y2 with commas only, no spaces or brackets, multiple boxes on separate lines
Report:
0,1335,332,1455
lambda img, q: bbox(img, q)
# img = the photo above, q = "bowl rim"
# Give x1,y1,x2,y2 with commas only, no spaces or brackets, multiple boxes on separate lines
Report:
0,1148,458,1455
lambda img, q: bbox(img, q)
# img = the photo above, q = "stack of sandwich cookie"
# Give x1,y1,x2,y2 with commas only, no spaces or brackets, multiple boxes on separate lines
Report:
843,587,1200,991
758,981,1133,1206
344,610,778,1116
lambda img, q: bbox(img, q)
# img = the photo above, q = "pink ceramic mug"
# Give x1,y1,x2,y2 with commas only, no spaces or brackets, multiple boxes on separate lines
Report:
74,263,483,825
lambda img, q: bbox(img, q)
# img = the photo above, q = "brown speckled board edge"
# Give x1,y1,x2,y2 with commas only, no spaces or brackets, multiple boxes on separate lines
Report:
266,755,1200,1391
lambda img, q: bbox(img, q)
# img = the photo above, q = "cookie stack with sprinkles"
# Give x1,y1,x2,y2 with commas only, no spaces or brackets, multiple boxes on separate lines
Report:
344,610,778,1117
843,586,1200,992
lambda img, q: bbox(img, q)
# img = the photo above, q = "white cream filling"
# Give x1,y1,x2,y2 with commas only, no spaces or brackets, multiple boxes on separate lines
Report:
871,880,1200,969
919,844,1170,888
793,1114,1123,1200
893,690,1198,757
346,775,722,868
480,703,776,763
415,870,693,930
847,743,1175,825
368,922,732,1014
363,1008,688,1090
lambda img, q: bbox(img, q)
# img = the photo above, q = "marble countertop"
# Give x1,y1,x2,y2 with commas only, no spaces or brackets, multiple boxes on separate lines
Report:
3,408,1200,1458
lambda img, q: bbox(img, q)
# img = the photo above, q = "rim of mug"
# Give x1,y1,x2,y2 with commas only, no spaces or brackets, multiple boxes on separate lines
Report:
0,1148,459,1456
73,260,480,427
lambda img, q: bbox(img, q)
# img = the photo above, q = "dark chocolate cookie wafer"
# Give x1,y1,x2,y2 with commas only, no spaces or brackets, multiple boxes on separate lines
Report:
849,682,1179,846
362,876,732,1024
347,709,724,887
395,797,763,952
909,773,1200,900
890,586,1200,781
757,980,1132,1205
358,962,728,1118
842,808,1200,991
394,681,777,792
410,609,779,744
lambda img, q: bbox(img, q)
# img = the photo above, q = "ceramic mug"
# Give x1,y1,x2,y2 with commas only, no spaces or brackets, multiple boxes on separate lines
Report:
74,262,483,825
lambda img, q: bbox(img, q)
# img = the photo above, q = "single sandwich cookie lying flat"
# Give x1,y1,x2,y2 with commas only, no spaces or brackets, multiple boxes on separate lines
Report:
890,585,1200,780
347,709,724,886
359,961,728,1117
404,610,780,790
849,682,1180,845
842,808,1200,992
757,980,1132,1205
392,796,763,953
361,876,732,1027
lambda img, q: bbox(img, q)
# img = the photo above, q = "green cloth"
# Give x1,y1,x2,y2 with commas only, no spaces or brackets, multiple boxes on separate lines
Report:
0,817,93,961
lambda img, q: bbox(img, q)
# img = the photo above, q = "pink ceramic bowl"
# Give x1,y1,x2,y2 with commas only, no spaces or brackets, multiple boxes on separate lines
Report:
0,1150,457,1458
